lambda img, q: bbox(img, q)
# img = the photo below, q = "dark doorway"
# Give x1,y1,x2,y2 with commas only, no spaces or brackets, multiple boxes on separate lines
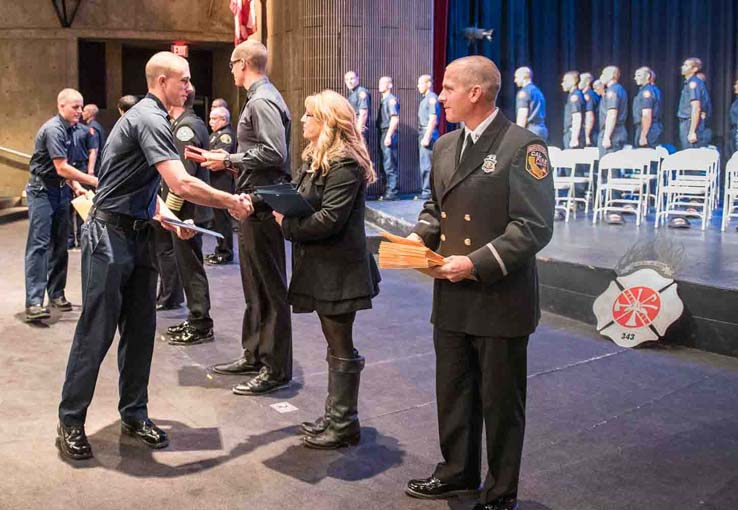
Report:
78,40,107,108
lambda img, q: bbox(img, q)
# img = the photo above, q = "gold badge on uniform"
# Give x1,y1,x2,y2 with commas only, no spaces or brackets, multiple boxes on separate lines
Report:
525,144,549,180
482,154,497,173
220,133,232,144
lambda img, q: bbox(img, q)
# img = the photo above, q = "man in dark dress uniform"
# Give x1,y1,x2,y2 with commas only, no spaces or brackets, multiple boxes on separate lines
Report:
204,105,237,265
202,40,293,395
678,58,712,149
345,70,371,134
24,88,99,321
164,88,216,345
67,119,99,248
404,56,554,510
56,52,253,461
633,67,663,148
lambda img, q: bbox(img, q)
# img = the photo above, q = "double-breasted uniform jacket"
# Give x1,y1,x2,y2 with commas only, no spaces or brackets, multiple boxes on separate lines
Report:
281,158,380,304
168,109,213,225
412,112,555,338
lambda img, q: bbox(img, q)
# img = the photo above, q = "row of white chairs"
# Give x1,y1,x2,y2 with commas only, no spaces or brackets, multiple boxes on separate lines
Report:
548,145,726,231
722,153,738,231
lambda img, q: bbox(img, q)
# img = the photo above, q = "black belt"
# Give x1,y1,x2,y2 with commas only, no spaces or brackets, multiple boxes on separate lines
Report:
30,175,64,188
91,209,150,231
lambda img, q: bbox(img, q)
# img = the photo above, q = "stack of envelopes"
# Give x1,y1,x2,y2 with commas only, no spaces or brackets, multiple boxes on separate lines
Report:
378,231,445,269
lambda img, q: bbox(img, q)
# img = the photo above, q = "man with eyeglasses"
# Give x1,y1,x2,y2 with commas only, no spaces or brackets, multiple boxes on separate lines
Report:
204,105,237,265
24,88,99,322
56,52,253,461
201,40,293,396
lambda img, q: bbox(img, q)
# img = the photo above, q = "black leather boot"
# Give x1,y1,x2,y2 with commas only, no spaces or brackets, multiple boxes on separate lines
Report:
303,353,364,449
300,348,333,436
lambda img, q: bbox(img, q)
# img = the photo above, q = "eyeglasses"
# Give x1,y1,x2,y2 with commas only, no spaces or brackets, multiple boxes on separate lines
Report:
228,59,244,70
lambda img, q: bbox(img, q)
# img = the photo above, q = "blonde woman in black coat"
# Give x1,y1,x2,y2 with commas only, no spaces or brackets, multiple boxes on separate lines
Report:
272,89,380,449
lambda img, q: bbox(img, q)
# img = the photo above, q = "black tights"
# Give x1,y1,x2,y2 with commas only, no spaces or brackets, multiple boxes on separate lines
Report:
318,312,356,359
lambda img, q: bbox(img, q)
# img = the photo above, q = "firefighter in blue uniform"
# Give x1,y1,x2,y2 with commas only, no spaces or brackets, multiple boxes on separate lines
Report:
56,52,252,461
514,67,548,141
24,88,98,322
579,73,599,147
730,78,738,157
67,119,99,248
345,70,371,134
632,67,663,148
416,74,440,199
561,71,585,148
598,66,628,156
376,76,400,200
678,58,712,149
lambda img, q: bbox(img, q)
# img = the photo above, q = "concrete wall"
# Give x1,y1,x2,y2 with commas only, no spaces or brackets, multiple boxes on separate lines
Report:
0,0,236,197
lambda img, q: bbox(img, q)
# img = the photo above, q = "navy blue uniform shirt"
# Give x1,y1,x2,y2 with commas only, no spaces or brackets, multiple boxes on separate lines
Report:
730,96,738,127
678,76,711,120
378,93,400,130
29,114,74,183
599,83,628,128
93,93,180,219
348,86,371,115
564,89,585,131
69,122,100,170
633,83,661,125
516,83,546,125
418,91,440,136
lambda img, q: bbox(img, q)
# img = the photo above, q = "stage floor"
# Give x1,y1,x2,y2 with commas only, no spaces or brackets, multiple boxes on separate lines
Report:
367,199,738,290
2,218,738,510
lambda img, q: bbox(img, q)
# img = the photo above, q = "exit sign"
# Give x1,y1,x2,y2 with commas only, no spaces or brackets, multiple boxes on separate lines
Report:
171,43,189,58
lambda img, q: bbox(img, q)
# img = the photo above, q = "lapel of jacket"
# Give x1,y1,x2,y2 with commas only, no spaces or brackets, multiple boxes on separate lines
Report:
442,112,511,202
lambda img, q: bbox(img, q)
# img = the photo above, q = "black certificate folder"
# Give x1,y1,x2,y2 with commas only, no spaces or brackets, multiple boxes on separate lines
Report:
254,184,315,217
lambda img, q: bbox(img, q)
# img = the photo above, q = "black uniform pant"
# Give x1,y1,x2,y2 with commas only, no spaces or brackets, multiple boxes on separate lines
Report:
238,213,292,382
59,218,157,426
432,327,528,504
679,119,711,149
211,207,234,259
153,222,183,308
172,231,212,331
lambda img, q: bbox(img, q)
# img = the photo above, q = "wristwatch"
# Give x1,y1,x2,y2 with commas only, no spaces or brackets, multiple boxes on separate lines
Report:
223,154,233,170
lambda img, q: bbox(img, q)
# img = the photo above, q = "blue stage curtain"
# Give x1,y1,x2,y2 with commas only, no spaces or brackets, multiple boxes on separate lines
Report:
445,0,738,153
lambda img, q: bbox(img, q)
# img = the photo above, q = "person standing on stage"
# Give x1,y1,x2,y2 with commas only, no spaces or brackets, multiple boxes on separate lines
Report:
579,73,599,147
404,55,554,510
204,105,237,265
598,66,628,155
633,67,663,148
514,66,548,141
416,74,440,200
57,52,253,461
678,58,712,149
377,75,400,200
24,88,98,322
274,90,380,449
201,40,293,395
730,78,738,157
344,70,371,134
561,71,585,149
164,87,216,346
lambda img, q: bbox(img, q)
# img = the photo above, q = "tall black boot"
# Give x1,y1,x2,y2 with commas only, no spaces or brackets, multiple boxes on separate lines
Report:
303,353,364,449
300,348,332,436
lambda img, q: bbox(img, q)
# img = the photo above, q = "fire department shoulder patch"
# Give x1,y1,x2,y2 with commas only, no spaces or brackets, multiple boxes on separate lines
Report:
525,144,549,180
220,133,232,145
689,80,697,89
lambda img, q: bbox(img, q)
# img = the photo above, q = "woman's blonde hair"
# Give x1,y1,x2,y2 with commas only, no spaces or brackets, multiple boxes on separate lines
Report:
302,89,376,183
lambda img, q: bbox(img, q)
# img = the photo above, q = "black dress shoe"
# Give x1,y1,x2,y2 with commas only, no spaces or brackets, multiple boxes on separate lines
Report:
25,305,51,321
166,320,190,336
205,254,233,265
56,422,93,460
212,357,263,375
156,302,181,311
233,368,289,395
472,496,518,510
121,418,169,449
405,477,478,499
168,325,214,346
49,296,73,311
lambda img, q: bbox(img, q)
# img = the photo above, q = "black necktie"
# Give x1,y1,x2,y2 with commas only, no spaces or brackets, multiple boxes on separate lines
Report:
461,133,474,162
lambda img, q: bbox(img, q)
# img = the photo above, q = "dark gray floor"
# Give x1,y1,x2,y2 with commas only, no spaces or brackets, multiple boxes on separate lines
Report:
2,218,738,510
367,199,738,290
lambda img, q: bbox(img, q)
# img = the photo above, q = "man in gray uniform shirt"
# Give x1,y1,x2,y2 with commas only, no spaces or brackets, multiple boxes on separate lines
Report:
202,40,293,395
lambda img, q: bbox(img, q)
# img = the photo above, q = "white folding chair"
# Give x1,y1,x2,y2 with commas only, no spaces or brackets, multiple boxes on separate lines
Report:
592,150,652,225
655,149,717,230
558,148,599,213
722,154,738,231
628,148,661,208
549,148,577,222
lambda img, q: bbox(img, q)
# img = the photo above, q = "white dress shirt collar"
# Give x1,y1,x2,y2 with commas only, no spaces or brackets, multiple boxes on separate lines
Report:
464,107,499,143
